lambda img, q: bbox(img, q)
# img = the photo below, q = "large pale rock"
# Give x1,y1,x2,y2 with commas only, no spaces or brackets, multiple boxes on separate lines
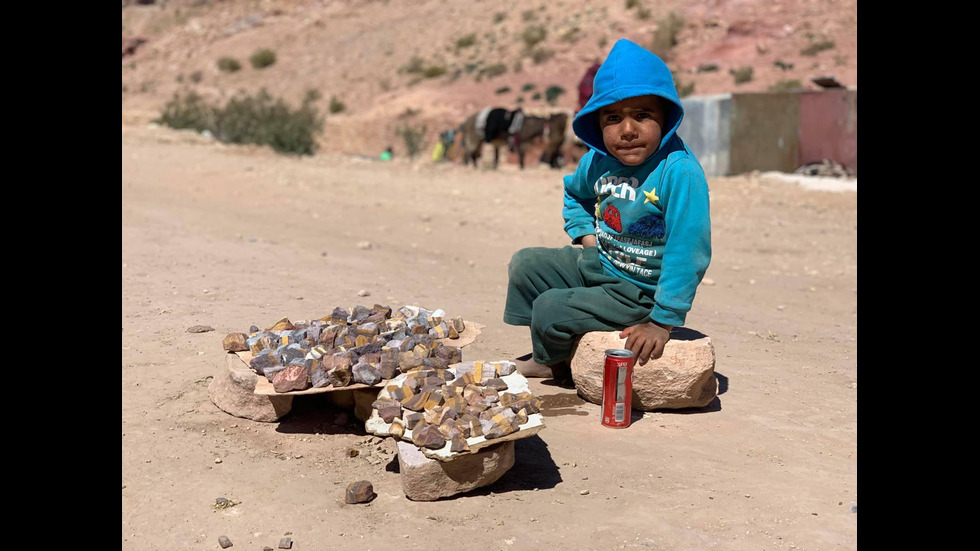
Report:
570,328,717,410
209,353,293,422
396,439,514,501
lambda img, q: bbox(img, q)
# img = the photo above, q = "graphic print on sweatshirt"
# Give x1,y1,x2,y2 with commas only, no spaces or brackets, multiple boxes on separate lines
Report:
592,175,666,280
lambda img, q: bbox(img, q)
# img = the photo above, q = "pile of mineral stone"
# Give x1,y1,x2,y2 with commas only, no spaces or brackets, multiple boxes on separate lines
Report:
221,304,469,393
365,360,546,460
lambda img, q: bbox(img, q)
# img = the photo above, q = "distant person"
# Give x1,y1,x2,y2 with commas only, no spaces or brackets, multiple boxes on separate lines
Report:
578,61,602,113
504,39,712,384
379,146,393,161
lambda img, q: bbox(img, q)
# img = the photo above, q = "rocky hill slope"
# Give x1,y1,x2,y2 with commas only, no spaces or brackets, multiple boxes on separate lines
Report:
121,0,857,159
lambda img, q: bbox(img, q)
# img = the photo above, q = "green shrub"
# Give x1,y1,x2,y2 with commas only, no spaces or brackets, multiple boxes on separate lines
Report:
189,71,203,83
482,63,507,78
403,56,425,74
598,35,608,49
532,92,542,100
217,57,242,73
516,96,524,103
495,86,511,94
530,47,554,64
493,12,507,24
649,11,684,59
801,40,835,56
155,90,217,132
545,85,565,105
250,49,277,69
561,27,581,43
774,59,794,71
636,6,651,20
455,33,477,51
768,79,803,92
521,25,547,48
395,123,427,159
521,82,536,92
625,0,640,8
522,9,537,22
329,95,346,113
154,88,324,155
730,66,754,84
696,63,719,73
422,65,447,78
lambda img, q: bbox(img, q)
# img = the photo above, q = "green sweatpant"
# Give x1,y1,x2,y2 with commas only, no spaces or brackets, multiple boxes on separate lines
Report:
503,245,656,365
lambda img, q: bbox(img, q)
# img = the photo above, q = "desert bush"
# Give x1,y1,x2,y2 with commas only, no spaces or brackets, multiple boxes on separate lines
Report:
625,0,640,8
598,35,608,49
696,63,719,73
217,56,242,73
729,66,754,84
190,71,203,83
768,79,804,92
422,65,447,78
774,59,794,71
801,39,835,56
156,90,217,132
521,25,547,49
395,123,427,159
402,56,425,74
455,33,477,51
493,12,507,24
154,88,324,155
516,96,524,103
529,47,554,64
521,82,536,92
532,92,542,101
522,10,537,22
649,11,685,59
482,63,507,78
329,95,346,113
545,85,565,105
636,6,651,20
561,27,581,43
250,49,277,69
495,86,511,94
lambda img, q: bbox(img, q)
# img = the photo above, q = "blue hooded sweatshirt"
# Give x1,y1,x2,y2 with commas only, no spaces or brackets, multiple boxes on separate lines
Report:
563,38,711,327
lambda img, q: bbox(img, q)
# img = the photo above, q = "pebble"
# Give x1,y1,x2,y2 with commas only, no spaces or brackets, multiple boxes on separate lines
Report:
279,536,293,549
357,241,373,250
850,505,857,513
701,278,715,286
214,458,222,464
187,325,215,333
357,290,370,297
579,490,590,495
218,535,233,548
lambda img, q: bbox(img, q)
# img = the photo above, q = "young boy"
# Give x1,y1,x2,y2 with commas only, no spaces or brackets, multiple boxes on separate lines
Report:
503,38,712,381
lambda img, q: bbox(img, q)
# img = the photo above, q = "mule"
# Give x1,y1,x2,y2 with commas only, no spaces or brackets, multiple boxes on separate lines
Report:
459,108,568,169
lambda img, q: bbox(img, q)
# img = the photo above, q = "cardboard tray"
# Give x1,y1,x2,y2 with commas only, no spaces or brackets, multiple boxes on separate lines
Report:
245,321,484,396
364,363,546,462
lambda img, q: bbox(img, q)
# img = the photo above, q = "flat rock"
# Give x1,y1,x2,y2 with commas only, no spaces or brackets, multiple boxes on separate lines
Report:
208,353,293,422
396,439,514,501
570,328,717,410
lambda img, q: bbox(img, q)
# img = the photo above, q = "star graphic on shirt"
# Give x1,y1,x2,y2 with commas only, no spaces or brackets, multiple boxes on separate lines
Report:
643,188,659,204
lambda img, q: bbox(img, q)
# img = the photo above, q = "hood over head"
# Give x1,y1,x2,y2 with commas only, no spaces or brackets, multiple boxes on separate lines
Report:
572,39,684,158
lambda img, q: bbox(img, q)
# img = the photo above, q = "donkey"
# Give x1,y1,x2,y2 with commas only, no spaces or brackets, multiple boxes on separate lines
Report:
459,108,568,170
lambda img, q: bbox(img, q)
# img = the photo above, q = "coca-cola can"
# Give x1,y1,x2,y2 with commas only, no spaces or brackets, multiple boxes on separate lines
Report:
601,348,634,428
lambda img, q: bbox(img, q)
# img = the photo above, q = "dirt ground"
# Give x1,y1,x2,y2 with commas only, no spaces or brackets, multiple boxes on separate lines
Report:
121,123,857,550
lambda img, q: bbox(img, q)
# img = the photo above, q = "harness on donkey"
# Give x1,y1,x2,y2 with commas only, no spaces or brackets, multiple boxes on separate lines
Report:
475,107,526,152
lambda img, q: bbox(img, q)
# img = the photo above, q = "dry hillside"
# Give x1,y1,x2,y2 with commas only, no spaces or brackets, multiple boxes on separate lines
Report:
121,0,858,159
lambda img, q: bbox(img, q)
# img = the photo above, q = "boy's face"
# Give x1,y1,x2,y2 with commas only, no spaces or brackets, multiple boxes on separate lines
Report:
599,95,668,166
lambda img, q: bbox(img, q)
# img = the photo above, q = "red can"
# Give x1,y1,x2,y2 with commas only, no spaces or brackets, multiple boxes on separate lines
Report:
601,348,635,428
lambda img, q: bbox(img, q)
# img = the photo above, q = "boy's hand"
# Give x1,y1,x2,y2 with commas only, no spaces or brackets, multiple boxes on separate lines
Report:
580,235,597,248
619,321,673,366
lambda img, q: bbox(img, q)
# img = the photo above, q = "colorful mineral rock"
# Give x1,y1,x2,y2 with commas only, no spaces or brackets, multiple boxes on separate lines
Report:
345,480,377,504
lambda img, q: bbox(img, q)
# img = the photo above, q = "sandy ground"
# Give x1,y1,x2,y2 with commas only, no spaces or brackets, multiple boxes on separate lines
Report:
122,123,857,551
